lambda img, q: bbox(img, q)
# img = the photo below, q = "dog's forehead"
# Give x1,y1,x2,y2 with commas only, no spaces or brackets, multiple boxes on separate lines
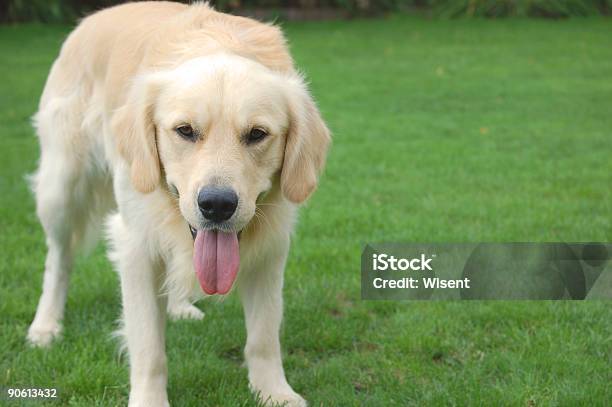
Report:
169,54,275,92
157,54,288,124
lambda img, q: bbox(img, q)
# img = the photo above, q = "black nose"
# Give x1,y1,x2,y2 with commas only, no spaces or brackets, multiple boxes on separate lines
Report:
197,186,238,223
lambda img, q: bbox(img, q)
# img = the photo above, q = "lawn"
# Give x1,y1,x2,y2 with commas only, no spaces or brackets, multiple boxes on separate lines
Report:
1,16,611,406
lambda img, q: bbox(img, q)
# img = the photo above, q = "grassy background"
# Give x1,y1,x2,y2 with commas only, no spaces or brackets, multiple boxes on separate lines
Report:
1,17,611,406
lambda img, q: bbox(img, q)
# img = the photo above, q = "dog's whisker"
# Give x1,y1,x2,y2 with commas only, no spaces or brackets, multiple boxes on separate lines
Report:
256,202,283,209
255,207,275,231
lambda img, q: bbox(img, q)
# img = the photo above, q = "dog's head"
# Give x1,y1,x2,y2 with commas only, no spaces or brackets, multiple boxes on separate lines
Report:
112,54,330,294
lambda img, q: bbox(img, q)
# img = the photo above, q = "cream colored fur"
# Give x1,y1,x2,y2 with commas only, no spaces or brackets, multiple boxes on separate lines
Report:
27,2,330,406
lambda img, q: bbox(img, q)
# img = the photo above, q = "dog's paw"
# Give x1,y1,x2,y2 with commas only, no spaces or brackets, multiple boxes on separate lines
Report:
27,322,61,347
167,303,204,321
263,392,307,407
128,394,170,407
260,392,308,407
253,388,307,407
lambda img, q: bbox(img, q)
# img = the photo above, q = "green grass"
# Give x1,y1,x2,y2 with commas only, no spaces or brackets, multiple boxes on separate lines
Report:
1,16,611,406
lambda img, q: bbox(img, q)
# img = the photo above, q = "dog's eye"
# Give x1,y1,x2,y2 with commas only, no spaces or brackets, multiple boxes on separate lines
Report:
175,125,196,141
246,127,268,144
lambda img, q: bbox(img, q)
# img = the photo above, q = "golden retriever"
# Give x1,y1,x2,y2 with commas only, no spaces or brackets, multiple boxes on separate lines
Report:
27,2,330,406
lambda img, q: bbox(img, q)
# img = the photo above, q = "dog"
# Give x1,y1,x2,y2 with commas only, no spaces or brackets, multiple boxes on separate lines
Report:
27,2,330,406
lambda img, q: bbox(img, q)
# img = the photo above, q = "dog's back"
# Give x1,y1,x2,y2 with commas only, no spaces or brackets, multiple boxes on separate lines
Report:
39,2,186,109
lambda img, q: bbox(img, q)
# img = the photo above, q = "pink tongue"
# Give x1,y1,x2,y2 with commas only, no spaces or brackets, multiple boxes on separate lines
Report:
193,230,240,295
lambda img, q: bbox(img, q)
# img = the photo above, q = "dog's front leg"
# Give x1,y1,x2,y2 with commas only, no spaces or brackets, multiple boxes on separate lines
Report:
111,217,169,407
239,240,306,407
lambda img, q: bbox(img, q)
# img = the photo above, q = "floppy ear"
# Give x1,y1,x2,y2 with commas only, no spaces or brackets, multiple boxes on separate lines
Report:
281,77,331,204
111,73,165,193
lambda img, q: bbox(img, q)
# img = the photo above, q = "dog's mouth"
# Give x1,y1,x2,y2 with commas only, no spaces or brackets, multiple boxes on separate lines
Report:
188,225,242,295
